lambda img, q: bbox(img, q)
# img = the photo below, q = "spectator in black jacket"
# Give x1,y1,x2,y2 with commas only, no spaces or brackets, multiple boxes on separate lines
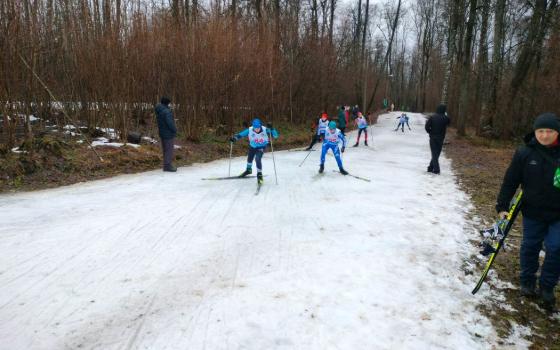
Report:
496,112,560,311
155,97,178,172
425,104,450,174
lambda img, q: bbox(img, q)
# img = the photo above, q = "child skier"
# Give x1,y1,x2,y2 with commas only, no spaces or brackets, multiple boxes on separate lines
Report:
353,112,369,146
395,113,411,132
230,118,279,184
305,113,330,151
495,112,560,312
319,121,348,175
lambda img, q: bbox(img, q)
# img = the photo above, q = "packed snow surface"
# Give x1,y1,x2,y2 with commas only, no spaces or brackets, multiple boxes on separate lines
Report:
0,112,526,349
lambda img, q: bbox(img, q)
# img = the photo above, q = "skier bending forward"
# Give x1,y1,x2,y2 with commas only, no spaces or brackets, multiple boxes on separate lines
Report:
319,121,348,175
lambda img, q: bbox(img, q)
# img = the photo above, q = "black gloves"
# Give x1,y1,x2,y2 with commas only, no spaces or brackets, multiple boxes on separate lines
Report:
229,136,236,143
266,123,273,129
341,146,345,153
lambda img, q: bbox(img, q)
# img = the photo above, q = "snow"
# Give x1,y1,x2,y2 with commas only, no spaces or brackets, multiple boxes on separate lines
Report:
0,112,528,349
90,137,140,149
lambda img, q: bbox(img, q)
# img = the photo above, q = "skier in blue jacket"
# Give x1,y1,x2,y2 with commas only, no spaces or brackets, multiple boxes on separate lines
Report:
230,118,279,183
319,121,348,175
395,113,411,132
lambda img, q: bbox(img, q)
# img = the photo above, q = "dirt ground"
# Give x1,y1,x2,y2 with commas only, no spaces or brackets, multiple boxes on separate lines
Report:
445,129,560,350
0,123,313,193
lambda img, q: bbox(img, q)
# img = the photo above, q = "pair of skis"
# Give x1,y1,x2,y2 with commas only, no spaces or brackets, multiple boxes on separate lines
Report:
471,191,523,294
202,175,264,195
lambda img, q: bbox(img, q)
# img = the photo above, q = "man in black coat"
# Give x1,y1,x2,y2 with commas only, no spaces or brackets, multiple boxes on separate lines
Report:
425,104,450,174
496,112,560,311
155,97,178,172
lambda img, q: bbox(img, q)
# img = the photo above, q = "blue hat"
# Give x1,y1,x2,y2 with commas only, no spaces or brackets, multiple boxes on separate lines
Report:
328,121,337,129
252,118,262,128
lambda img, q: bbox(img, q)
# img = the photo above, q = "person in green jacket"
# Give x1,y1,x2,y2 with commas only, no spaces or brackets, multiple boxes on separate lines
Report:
337,106,347,135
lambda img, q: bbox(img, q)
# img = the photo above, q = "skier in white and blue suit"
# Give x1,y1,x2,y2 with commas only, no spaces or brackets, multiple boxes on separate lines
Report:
395,113,411,132
319,121,348,175
230,118,279,183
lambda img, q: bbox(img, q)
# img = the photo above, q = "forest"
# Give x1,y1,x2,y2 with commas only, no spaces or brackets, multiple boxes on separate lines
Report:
1,0,559,148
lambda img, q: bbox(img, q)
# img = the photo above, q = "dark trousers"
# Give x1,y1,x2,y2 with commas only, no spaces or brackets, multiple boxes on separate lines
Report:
356,128,368,143
428,137,444,173
520,217,560,290
308,132,325,149
247,147,264,172
161,138,175,168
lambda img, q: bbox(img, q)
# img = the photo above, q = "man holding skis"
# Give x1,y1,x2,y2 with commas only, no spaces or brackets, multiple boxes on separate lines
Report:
230,118,279,184
496,112,560,312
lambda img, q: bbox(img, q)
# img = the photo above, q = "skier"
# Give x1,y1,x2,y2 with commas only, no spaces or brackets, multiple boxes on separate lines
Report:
305,112,330,151
353,112,369,147
395,113,411,132
230,118,279,184
425,105,450,174
319,121,348,175
495,112,560,312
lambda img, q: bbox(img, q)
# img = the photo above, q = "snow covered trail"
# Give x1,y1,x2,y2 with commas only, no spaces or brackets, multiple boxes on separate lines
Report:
0,112,522,349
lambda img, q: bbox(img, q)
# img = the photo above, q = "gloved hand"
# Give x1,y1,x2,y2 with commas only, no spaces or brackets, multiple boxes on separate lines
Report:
229,136,236,143
498,211,508,220
341,146,345,153
266,123,273,129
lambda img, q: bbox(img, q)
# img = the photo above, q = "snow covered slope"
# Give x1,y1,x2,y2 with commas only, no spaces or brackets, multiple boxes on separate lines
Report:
0,112,526,349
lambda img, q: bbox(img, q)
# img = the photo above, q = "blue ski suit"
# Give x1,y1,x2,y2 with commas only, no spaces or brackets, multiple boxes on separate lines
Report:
321,128,347,169
233,126,279,172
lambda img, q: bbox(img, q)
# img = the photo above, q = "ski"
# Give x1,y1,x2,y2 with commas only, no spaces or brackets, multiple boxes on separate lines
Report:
471,191,523,295
289,148,316,152
255,182,262,195
202,175,258,180
331,170,371,182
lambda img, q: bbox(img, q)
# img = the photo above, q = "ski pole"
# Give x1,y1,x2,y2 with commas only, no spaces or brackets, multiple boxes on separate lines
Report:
299,148,313,167
269,131,279,185
228,141,233,176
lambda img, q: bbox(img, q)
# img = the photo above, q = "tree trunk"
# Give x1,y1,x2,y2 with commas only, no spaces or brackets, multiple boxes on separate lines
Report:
456,0,477,136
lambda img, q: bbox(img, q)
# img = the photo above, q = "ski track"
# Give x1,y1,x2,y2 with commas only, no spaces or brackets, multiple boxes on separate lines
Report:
0,112,526,349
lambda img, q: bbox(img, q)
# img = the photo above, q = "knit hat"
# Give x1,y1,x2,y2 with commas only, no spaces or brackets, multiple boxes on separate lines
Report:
328,121,337,129
533,112,559,132
160,97,171,105
436,104,446,114
321,113,328,119
252,118,262,128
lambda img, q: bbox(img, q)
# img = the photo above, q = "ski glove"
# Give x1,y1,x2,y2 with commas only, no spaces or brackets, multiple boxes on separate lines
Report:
229,136,236,143
266,123,273,129
341,146,345,153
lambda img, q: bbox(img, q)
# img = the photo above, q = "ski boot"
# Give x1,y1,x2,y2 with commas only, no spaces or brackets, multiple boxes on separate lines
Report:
520,282,537,298
239,168,252,177
353,143,359,147
257,172,264,184
339,168,349,175
364,140,368,146
319,164,324,173
540,288,557,312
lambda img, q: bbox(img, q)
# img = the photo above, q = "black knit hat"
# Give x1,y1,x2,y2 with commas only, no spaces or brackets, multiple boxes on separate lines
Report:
533,112,559,132
436,104,447,114
160,97,171,105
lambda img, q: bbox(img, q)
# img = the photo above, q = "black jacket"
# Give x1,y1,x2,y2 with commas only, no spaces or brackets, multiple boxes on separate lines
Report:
496,133,560,223
155,103,177,140
425,112,450,139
